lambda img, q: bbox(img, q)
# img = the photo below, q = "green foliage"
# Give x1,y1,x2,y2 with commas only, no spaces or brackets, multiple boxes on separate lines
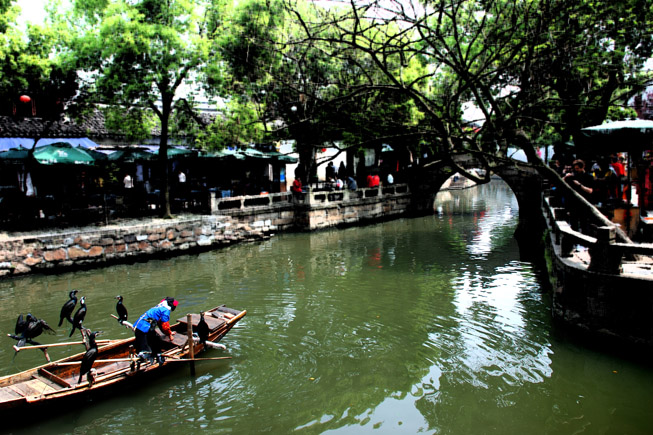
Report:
606,106,639,121
286,0,653,174
69,0,226,216
0,1,80,122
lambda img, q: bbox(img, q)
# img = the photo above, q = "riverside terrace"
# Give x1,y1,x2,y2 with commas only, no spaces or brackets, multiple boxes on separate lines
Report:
0,184,412,278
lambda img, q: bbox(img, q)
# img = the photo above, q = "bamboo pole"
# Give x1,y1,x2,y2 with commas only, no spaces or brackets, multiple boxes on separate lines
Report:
53,358,136,365
187,313,195,376
53,356,232,366
13,340,117,352
110,314,134,330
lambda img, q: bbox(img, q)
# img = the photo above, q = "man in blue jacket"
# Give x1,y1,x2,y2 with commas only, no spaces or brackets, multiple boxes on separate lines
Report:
134,297,178,364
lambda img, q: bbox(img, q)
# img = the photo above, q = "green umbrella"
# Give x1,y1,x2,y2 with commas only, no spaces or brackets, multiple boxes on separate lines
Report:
0,145,30,163
197,149,246,160
32,142,95,165
153,147,196,158
83,147,109,162
241,148,268,159
108,148,155,163
266,150,298,163
580,119,653,153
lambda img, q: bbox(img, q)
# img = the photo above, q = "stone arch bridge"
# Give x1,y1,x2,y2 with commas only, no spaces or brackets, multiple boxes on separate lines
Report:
406,155,546,244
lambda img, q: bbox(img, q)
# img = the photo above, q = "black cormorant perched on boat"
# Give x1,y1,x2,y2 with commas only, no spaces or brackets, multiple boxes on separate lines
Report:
59,290,79,327
24,316,55,341
197,311,209,345
9,313,35,348
69,296,87,337
9,313,55,359
10,313,54,345
115,295,128,324
78,330,102,384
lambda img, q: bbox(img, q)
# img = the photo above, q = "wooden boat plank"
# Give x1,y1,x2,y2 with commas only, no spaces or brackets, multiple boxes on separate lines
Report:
0,387,22,400
176,313,225,330
38,368,72,388
31,375,64,392
9,379,56,397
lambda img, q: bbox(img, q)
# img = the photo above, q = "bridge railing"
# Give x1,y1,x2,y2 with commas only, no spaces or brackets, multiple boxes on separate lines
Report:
300,184,409,206
211,191,294,212
210,184,410,212
542,191,653,274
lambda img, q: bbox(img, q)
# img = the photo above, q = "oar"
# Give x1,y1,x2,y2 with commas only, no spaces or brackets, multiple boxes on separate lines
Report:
164,356,232,362
13,339,118,352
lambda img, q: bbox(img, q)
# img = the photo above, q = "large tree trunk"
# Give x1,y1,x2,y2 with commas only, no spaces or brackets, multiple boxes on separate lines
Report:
159,107,172,219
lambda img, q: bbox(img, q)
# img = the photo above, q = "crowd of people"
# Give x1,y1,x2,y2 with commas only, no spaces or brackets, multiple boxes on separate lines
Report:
292,161,395,196
552,154,629,208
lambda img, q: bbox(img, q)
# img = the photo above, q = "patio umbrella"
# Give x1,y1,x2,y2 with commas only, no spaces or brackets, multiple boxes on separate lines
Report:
241,148,268,159
197,149,246,160
153,147,196,158
0,145,30,163
32,142,95,165
108,148,155,163
265,150,298,163
83,147,109,163
580,119,653,153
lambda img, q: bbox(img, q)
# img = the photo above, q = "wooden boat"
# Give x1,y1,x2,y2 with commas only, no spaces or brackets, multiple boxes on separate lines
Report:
0,305,245,415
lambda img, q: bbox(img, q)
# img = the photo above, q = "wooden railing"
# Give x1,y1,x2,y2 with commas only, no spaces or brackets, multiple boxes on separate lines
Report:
542,192,653,274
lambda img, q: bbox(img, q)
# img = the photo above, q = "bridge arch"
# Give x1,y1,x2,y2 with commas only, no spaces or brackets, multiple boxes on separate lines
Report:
407,160,547,247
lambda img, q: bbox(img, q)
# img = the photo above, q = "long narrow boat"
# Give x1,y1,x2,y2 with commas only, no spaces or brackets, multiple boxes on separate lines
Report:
0,305,245,415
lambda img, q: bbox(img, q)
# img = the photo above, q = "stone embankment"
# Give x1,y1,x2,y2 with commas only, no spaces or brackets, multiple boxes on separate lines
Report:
0,215,273,278
0,184,413,278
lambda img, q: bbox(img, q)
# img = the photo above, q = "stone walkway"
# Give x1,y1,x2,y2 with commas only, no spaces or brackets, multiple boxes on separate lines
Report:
0,213,201,242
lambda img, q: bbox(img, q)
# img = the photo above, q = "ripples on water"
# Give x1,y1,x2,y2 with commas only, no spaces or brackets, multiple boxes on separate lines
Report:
2,180,653,434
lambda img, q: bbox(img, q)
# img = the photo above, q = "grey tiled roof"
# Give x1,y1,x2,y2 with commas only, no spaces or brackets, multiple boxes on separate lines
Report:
1,109,217,139
0,115,90,137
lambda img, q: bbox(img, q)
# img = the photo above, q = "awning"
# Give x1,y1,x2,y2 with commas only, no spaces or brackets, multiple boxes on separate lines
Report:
0,137,99,152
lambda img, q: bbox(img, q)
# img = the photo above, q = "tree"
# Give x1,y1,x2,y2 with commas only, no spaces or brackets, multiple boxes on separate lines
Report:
213,0,427,182
0,1,80,129
279,0,653,243
69,0,225,218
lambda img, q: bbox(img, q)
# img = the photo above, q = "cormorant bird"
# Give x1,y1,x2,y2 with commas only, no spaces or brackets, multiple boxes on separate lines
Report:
9,313,55,359
24,316,55,341
10,313,35,348
69,296,87,337
197,311,209,345
115,295,128,324
59,290,79,327
78,330,102,384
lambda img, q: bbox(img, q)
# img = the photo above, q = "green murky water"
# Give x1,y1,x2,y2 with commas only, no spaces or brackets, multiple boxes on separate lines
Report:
1,180,652,434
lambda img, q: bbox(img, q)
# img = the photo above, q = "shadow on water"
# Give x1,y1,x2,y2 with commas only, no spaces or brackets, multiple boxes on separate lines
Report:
1,179,653,434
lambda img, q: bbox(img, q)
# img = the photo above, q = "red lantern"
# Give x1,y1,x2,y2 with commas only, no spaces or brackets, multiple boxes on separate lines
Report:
321,148,327,153
19,95,31,103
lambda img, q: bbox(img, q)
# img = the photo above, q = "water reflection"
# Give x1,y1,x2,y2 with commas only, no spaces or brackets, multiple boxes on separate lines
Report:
1,180,652,434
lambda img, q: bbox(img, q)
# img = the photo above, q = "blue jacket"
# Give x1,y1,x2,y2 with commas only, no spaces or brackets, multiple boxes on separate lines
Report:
134,301,171,333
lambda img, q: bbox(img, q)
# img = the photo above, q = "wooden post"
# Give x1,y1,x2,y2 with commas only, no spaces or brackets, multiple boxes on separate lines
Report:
187,314,195,376
589,226,622,274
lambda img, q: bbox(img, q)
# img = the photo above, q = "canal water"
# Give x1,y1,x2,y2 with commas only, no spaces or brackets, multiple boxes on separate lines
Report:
1,180,652,434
